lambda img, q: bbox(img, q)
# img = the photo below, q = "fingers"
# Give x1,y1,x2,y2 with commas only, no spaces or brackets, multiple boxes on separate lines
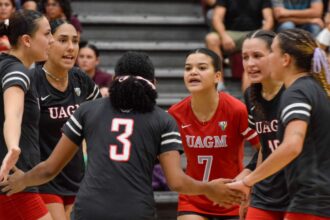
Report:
11,166,18,172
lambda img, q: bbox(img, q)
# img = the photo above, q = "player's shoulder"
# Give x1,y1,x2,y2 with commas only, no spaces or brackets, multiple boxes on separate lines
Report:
168,96,191,116
69,66,90,81
221,92,246,111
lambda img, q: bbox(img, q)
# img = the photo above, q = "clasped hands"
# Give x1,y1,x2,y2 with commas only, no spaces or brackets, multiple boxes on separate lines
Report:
204,178,251,209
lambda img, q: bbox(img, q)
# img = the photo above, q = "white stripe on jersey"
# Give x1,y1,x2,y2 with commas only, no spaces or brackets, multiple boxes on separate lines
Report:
2,71,30,87
161,131,181,138
161,139,182,145
241,127,252,136
248,114,253,119
2,77,28,89
66,122,81,136
71,115,82,129
92,88,100,100
248,119,255,126
246,132,258,141
282,110,311,123
281,103,312,119
86,85,99,100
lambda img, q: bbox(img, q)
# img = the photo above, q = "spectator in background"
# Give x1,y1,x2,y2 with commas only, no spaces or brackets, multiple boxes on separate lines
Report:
272,0,324,37
205,0,273,61
77,42,113,97
40,0,82,39
317,0,330,59
201,0,216,30
21,0,38,10
0,0,16,53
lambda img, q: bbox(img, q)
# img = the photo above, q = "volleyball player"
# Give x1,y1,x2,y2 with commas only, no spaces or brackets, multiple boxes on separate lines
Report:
241,30,288,220
0,10,54,220
33,19,100,220
168,48,260,220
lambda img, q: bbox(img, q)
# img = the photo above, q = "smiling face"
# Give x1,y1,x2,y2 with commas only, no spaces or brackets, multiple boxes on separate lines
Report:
242,38,272,84
184,52,221,94
47,23,78,71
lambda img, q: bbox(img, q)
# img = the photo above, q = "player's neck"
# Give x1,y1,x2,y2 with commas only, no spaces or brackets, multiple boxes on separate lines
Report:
261,80,283,101
284,71,308,88
191,90,219,123
43,63,69,91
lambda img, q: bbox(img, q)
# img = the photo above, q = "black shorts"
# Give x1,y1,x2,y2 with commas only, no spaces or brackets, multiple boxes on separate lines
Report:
177,211,239,220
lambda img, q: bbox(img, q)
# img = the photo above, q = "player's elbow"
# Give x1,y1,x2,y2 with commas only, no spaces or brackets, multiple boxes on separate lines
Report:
167,178,185,193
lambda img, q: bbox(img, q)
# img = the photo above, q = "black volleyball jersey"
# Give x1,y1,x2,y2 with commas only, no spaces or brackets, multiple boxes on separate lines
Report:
244,86,289,211
62,98,182,220
278,76,330,217
32,64,100,195
0,54,40,194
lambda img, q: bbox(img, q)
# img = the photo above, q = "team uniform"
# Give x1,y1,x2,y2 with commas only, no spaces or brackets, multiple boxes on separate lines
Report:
277,76,330,219
32,64,100,203
168,92,259,217
62,98,182,220
244,86,289,219
0,54,48,219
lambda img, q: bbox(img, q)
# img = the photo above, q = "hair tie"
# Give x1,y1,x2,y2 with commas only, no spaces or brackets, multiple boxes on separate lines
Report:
312,48,330,84
118,75,156,90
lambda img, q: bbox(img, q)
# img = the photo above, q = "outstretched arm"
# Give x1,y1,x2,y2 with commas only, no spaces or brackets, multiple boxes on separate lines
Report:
228,120,307,195
1,134,79,195
0,87,24,181
159,150,245,206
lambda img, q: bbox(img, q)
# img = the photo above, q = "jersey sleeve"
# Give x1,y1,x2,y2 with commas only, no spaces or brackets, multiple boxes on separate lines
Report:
84,73,101,101
279,88,312,127
239,103,259,146
1,62,30,93
159,113,183,155
62,105,85,146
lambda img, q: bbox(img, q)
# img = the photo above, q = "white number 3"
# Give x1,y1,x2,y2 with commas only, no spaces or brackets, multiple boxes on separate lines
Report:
109,118,133,161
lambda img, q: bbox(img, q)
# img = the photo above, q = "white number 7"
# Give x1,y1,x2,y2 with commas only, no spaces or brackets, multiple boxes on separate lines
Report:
197,155,213,182
110,118,133,161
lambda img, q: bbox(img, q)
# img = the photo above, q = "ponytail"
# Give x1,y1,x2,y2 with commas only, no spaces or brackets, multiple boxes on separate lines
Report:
110,75,157,113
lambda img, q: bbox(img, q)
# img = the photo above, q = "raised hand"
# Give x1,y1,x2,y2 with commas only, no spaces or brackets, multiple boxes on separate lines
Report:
0,166,26,196
205,178,246,208
0,147,21,182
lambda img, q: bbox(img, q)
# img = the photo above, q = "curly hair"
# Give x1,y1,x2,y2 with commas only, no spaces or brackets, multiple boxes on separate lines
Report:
110,51,157,113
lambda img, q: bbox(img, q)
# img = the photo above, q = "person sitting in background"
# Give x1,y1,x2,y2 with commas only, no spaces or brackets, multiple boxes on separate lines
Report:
77,42,113,97
205,0,273,61
272,0,324,37
0,0,16,53
21,0,37,10
40,0,82,39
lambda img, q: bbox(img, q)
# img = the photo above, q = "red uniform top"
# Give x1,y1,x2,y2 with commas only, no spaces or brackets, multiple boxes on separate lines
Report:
168,92,259,216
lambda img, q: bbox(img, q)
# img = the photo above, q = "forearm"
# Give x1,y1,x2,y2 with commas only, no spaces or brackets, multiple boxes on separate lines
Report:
234,169,252,181
284,7,322,19
21,161,59,188
169,170,209,195
261,9,274,31
244,142,299,186
3,119,21,150
212,7,227,38
278,17,315,24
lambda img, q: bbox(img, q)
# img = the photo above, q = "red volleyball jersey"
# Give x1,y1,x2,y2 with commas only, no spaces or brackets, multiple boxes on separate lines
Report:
168,92,259,216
